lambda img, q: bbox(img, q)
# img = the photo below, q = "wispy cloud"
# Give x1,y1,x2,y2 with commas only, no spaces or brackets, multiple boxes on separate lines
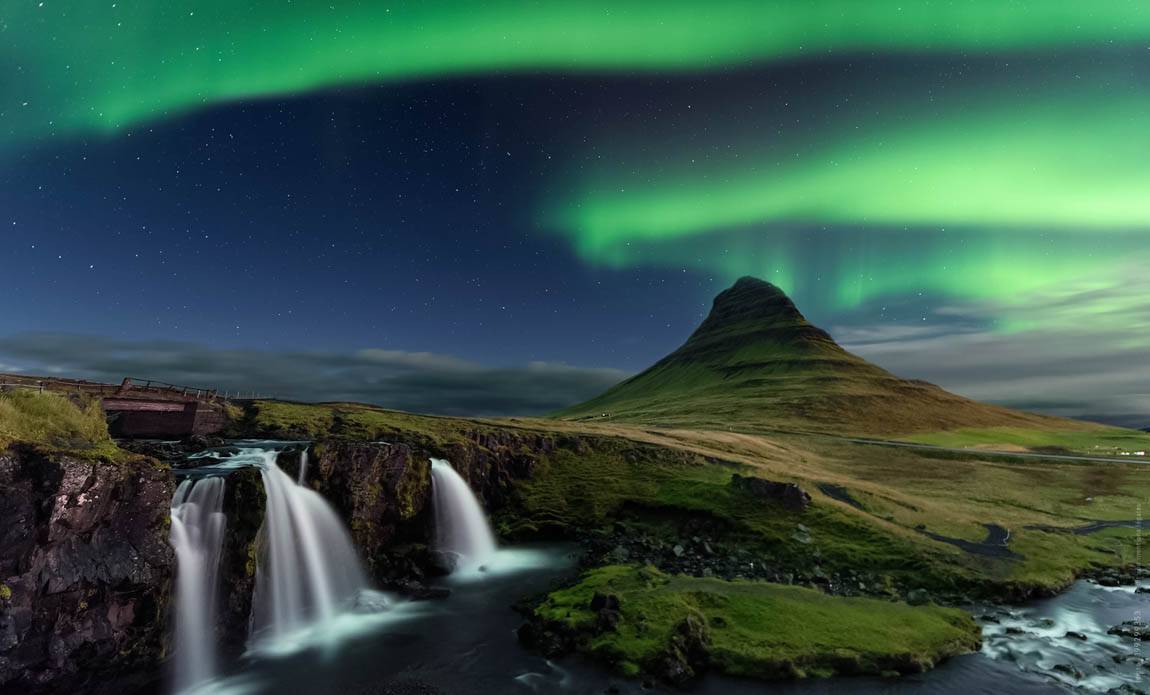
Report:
837,275,1150,428
0,333,629,417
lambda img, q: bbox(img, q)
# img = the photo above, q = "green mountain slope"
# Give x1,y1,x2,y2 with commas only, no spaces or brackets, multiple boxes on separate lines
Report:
557,276,1087,436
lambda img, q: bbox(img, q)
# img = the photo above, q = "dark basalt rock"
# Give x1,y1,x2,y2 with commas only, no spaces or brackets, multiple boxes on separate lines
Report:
1094,568,1138,587
1052,663,1084,679
647,615,712,686
354,680,445,695
305,430,562,585
1109,621,1150,641
517,619,575,658
118,435,227,464
309,441,433,578
216,466,265,653
729,474,811,512
0,446,173,693
906,588,932,606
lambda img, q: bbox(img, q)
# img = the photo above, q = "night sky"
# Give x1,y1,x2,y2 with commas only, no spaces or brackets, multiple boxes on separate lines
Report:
2,2,1148,425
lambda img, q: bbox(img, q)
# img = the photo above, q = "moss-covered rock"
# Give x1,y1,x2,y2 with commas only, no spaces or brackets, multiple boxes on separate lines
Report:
525,565,981,685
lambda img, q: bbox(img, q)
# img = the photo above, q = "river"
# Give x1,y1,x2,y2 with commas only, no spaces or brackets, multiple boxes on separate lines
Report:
187,543,1149,695
173,444,1146,695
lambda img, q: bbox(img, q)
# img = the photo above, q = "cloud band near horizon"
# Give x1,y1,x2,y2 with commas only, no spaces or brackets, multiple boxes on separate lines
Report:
0,320,1145,428
0,333,629,417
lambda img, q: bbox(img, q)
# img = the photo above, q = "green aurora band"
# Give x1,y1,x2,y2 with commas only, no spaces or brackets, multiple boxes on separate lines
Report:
547,85,1150,324
3,0,1150,144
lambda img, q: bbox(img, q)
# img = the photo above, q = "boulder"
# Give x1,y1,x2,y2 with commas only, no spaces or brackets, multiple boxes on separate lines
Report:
906,589,931,606
590,593,620,612
1109,621,1150,641
729,474,811,512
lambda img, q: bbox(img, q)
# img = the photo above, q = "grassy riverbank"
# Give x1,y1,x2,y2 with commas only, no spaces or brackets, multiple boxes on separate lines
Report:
531,565,981,681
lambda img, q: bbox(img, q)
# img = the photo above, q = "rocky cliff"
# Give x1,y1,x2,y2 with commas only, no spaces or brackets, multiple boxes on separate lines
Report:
0,446,173,693
216,466,264,654
308,442,432,577
303,429,555,582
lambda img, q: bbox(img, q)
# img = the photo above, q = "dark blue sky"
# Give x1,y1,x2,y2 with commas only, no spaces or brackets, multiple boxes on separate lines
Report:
2,76,732,372
1,29,1147,424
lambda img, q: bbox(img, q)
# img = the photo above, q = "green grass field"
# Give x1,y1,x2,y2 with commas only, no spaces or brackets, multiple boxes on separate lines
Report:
903,425,1150,456
534,565,981,680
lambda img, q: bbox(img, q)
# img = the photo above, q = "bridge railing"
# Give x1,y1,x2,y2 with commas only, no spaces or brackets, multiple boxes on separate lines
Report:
121,378,220,401
0,382,46,393
0,375,226,403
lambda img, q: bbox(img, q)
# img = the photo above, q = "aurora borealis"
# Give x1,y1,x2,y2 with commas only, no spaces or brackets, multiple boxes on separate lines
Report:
1,1,1147,423
5,1,1150,144
546,77,1150,316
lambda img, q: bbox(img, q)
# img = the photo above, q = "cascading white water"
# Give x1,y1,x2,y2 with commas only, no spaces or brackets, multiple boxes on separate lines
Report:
297,448,309,485
249,449,367,644
430,458,497,571
169,476,227,693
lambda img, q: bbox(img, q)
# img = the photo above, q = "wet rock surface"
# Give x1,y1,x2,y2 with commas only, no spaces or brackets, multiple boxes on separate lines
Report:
302,431,572,594
310,441,433,577
1089,566,1145,588
118,435,227,463
1107,621,1150,641
215,465,265,652
0,446,173,693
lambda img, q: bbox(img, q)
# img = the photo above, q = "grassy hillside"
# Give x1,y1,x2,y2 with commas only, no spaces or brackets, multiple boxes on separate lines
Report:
0,390,123,460
904,426,1150,456
557,276,1102,439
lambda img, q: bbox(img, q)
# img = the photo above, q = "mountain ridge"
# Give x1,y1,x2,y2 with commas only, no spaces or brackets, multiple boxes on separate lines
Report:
557,276,1090,436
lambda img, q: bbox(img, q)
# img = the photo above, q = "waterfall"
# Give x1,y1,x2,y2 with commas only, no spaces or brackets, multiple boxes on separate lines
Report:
430,458,497,572
169,476,227,693
249,449,368,644
297,448,309,485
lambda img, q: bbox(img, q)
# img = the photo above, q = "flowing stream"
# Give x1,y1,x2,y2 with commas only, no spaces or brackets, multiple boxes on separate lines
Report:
297,449,309,485
169,476,227,693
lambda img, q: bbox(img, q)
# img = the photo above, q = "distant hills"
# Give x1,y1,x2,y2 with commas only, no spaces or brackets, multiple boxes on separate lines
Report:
558,276,1089,436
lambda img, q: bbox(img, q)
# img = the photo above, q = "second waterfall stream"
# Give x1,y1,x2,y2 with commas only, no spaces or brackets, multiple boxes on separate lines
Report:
430,458,498,573
249,448,368,643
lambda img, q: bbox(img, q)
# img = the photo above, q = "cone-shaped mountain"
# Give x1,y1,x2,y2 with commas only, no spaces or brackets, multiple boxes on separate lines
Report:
558,276,1066,436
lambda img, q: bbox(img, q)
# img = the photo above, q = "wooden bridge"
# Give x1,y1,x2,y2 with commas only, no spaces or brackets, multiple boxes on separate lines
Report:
0,375,231,438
